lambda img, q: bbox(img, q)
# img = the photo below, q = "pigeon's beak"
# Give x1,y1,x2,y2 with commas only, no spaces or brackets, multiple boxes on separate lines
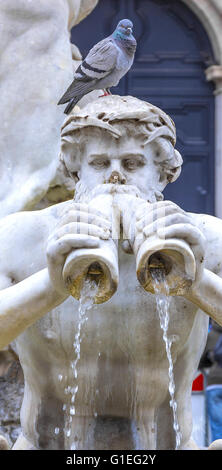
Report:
126,27,132,34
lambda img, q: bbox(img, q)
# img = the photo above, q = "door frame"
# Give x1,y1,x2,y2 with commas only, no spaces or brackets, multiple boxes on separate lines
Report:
181,0,222,217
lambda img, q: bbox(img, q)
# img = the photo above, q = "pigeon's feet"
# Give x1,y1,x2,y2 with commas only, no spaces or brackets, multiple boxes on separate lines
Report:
99,89,112,98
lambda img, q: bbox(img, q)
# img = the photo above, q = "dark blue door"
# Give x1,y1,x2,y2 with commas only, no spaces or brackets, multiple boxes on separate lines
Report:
71,0,215,215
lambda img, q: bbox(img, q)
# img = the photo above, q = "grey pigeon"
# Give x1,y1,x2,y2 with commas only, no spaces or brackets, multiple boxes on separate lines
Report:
58,19,137,114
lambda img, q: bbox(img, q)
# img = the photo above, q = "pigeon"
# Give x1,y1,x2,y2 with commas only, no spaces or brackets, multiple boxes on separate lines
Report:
58,19,137,114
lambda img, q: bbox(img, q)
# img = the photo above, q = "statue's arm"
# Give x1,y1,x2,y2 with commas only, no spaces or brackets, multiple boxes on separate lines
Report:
184,268,222,326
0,269,67,349
0,202,109,349
135,203,222,325
183,213,222,326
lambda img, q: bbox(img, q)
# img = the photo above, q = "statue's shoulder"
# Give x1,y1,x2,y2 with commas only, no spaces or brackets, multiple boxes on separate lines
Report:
0,200,72,241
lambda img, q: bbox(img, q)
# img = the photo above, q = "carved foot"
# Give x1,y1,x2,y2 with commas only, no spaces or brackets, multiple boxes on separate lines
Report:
99,89,112,98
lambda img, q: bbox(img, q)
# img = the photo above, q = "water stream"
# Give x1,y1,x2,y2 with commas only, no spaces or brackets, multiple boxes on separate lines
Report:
55,267,181,449
56,278,98,447
151,268,182,450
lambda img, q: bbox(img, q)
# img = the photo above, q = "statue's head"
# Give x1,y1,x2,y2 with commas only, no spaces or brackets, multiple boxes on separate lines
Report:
60,95,182,202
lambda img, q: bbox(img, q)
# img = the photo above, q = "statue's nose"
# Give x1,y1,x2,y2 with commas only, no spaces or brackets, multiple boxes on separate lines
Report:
108,171,126,184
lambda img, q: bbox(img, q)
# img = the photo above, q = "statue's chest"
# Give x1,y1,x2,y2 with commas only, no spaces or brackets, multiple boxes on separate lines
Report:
33,283,198,364
23,251,200,363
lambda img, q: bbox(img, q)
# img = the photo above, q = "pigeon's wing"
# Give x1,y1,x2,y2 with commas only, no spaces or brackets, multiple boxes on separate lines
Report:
57,75,97,104
58,38,118,105
82,37,118,78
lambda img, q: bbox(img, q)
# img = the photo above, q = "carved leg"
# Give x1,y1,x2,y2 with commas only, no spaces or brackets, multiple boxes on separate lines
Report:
132,409,157,450
156,395,178,449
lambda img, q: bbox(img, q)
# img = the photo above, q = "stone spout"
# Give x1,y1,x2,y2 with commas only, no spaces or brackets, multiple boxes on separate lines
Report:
119,193,196,296
136,237,196,295
62,192,119,304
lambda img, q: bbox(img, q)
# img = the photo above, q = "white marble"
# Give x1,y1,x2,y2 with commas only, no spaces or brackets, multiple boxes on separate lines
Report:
0,96,222,450
0,0,98,218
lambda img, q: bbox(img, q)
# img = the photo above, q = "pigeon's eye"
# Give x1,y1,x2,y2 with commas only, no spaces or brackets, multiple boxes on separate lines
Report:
90,158,110,170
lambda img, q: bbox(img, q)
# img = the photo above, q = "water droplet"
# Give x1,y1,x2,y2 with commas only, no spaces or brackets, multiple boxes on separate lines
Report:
70,406,75,416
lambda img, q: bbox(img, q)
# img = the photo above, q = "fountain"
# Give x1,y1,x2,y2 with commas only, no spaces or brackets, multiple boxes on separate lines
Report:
1,95,222,450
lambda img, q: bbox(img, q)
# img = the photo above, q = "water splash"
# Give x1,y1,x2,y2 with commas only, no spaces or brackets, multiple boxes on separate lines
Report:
151,268,182,450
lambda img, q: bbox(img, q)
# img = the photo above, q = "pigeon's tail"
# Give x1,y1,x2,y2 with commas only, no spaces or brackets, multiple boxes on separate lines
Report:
63,96,81,115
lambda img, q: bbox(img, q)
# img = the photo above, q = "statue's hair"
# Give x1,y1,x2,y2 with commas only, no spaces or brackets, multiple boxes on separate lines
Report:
60,95,182,184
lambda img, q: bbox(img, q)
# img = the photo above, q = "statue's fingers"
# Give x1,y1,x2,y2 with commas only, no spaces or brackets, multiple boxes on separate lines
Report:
136,200,185,221
71,203,110,220
143,213,189,238
55,222,110,240
136,205,186,231
157,223,206,252
47,234,100,260
58,210,111,230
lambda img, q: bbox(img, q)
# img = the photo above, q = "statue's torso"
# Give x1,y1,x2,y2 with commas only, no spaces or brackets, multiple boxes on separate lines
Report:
10,202,217,448
15,241,208,448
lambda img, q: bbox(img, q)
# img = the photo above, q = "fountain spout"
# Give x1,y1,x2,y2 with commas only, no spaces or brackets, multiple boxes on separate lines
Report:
148,252,172,275
136,239,196,296
62,192,119,304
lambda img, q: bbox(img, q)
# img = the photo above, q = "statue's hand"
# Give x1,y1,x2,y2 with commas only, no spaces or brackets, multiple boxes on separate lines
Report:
135,200,206,287
46,203,111,295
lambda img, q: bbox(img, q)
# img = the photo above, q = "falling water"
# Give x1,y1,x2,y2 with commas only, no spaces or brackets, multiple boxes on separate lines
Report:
151,268,182,450
57,278,98,446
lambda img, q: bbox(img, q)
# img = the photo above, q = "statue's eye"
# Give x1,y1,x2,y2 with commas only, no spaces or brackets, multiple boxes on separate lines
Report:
90,159,110,169
122,158,145,171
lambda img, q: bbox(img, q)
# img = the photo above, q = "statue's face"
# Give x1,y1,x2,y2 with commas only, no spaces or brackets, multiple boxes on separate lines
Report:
78,132,162,200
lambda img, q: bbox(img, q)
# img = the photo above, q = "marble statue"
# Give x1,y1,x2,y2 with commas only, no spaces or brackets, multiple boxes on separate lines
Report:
1,95,222,450
0,0,98,218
